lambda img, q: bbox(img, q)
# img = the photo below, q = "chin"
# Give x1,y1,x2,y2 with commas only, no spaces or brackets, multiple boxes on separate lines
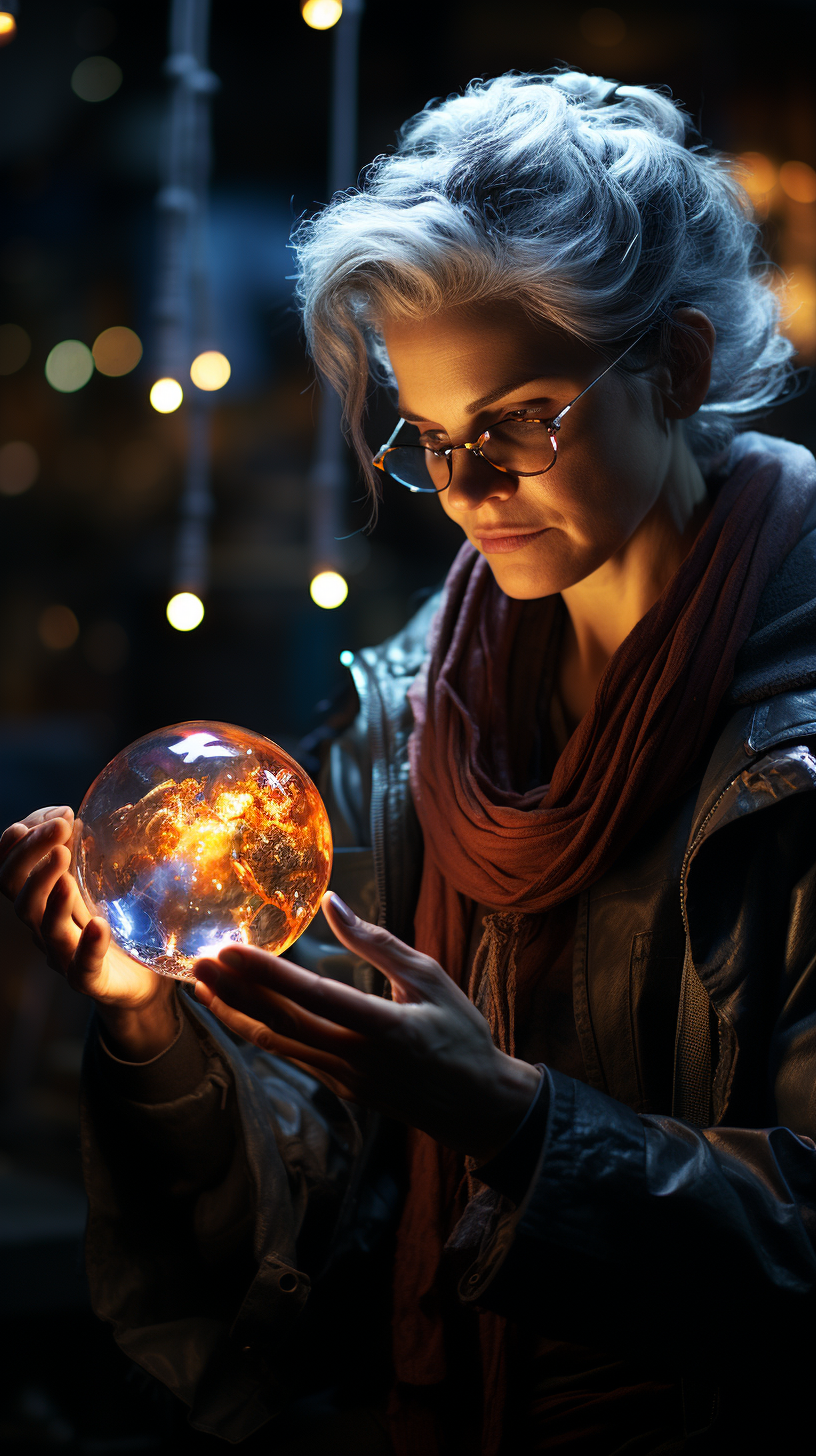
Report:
485,561,562,600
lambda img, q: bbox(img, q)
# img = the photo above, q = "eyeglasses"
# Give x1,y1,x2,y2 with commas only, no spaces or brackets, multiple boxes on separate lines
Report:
372,334,646,494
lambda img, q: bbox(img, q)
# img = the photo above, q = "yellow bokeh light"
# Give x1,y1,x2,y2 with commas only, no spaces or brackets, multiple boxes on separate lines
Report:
779,161,816,205
779,266,816,358
737,152,777,199
310,570,348,609
166,592,205,632
0,13,17,43
150,378,183,413
301,0,342,29
93,326,143,377
190,350,231,391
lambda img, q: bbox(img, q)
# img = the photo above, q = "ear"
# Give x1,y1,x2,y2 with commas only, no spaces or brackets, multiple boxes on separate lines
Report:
662,308,716,420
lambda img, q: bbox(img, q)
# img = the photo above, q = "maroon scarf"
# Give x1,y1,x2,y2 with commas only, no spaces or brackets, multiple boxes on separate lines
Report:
389,434,816,1455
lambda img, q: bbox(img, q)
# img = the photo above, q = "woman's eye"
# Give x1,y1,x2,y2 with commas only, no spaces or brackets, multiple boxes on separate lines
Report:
418,433,450,450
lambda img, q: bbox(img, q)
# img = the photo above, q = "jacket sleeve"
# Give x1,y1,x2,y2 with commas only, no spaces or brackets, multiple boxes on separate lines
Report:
80,989,364,1442
450,801,816,1381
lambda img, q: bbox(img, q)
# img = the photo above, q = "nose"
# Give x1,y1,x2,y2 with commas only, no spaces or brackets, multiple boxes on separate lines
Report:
444,447,517,512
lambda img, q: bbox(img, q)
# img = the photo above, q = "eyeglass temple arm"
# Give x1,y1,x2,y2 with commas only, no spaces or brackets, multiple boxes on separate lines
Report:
551,331,649,427
374,419,407,459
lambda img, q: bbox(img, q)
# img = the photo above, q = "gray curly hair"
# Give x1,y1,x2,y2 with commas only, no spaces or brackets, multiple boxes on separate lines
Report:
292,69,795,495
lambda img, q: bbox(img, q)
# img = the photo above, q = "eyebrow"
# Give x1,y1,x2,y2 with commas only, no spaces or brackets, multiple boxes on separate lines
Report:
398,373,555,423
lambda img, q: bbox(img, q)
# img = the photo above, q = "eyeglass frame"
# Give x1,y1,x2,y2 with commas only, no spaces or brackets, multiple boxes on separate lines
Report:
372,331,648,493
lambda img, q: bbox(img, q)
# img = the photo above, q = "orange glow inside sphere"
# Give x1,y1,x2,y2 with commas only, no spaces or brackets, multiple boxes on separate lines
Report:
71,721,332,981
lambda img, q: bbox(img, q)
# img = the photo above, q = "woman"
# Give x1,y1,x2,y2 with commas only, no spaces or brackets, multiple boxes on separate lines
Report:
3,70,816,1454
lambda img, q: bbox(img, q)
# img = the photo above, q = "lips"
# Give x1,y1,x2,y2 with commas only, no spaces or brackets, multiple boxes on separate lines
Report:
474,526,551,554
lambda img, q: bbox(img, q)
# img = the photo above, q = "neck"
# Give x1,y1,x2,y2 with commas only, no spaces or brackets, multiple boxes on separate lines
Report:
558,427,709,726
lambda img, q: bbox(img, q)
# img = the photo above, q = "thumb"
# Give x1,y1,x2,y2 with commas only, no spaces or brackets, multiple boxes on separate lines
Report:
321,891,450,1004
69,915,111,993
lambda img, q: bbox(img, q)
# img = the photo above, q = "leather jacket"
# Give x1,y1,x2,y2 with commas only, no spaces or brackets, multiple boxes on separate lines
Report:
80,510,816,1449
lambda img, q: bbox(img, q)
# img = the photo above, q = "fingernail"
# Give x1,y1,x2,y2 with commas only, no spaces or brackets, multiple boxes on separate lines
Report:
329,892,356,926
45,806,73,821
220,948,243,969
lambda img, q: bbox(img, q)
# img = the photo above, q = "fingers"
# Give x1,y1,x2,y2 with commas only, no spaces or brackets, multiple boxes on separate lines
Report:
0,814,74,902
14,844,72,943
67,918,111,993
194,955,372,1052
193,969,363,1087
40,869,82,965
321,892,452,1004
199,943,399,1036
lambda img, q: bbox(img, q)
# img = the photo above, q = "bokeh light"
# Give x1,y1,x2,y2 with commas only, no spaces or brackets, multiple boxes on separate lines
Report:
0,12,17,45
339,649,354,666
737,152,777,199
38,605,80,651
310,570,348,609
0,441,40,496
0,323,31,374
301,0,343,28
779,266,816,358
779,161,816,205
45,340,94,393
190,350,231,391
580,7,626,45
71,56,122,103
166,592,205,632
150,377,183,413
92,326,143,376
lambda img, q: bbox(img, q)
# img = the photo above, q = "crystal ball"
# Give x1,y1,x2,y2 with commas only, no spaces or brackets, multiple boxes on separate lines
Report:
70,721,333,982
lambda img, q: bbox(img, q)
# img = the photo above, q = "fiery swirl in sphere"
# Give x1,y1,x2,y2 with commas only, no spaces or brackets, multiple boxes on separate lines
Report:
71,722,332,981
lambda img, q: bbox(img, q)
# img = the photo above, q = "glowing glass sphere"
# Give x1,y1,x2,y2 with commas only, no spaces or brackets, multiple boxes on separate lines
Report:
71,721,333,982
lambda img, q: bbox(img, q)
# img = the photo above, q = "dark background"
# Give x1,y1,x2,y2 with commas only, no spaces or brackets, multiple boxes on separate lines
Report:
0,1,814,1449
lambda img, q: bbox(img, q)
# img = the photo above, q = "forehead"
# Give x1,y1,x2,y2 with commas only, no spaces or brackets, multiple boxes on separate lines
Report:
380,300,595,422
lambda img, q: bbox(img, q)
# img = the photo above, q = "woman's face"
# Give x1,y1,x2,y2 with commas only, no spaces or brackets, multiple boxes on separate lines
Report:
381,300,679,600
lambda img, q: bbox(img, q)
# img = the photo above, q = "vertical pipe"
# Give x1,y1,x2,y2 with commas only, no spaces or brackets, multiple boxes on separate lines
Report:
309,0,365,577
153,0,218,600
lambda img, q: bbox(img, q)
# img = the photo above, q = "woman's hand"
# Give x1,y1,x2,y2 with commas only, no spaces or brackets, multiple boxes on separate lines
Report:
0,807,177,1058
193,892,540,1161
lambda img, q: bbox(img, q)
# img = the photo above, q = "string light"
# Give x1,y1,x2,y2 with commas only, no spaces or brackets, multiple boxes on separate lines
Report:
310,570,348,609
0,324,31,375
71,56,122,102
39,605,80,651
0,6,18,46
45,340,94,393
190,350,230,390
150,377,183,413
301,0,342,28
780,161,816,205
166,592,204,632
737,152,777,198
93,326,143,376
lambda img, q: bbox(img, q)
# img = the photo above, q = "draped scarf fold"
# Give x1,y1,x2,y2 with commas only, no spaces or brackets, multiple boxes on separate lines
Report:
387,434,816,1456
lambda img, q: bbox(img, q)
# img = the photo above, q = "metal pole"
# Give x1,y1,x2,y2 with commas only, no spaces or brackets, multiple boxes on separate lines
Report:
309,0,364,576
153,0,219,598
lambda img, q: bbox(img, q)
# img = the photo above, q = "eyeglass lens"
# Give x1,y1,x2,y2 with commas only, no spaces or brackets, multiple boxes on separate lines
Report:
383,419,557,492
